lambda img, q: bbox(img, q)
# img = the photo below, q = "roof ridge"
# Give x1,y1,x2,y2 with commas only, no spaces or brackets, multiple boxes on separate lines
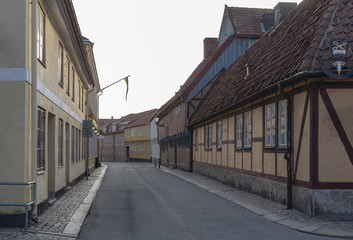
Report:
227,6,272,10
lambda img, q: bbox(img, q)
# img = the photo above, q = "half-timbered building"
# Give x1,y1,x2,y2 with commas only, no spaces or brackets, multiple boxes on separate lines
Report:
189,0,353,216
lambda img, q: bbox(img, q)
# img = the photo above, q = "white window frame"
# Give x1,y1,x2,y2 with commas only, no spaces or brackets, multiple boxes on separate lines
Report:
236,114,243,149
37,4,45,63
265,103,276,147
204,125,209,149
130,128,135,136
140,143,143,151
244,111,252,148
208,124,212,150
278,99,288,148
216,121,222,149
139,127,143,135
58,43,63,87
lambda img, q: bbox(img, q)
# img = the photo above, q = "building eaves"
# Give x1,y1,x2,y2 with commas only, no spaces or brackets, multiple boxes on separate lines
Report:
125,109,157,128
64,0,94,86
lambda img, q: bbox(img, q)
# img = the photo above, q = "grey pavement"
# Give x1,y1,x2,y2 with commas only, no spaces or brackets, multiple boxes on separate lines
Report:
0,164,107,240
0,162,352,239
156,164,353,239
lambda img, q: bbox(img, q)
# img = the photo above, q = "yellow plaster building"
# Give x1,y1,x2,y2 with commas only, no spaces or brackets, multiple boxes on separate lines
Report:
0,0,99,226
124,110,156,162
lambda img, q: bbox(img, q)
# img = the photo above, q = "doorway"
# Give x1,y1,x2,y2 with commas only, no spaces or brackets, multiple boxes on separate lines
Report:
65,123,70,185
47,113,56,198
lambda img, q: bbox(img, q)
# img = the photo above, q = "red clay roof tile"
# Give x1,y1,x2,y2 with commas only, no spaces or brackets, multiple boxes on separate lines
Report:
191,0,353,124
227,7,273,37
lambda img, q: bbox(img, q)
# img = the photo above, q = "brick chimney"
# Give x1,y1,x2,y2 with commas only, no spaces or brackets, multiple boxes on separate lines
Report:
274,2,297,28
204,38,218,59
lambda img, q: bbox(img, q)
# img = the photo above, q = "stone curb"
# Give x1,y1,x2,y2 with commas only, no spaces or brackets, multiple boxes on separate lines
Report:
62,163,107,237
157,165,353,239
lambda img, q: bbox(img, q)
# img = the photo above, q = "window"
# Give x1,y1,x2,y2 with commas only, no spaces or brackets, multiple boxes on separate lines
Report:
140,143,143,151
208,124,212,149
76,128,79,162
37,5,45,63
81,86,84,112
131,144,136,151
204,124,212,149
204,125,209,149
37,108,45,170
130,128,135,136
112,125,116,132
139,127,143,135
216,121,222,149
58,119,63,166
146,127,149,135
147,143,150,151
195,129,198,150
58,43,63,87
278,99,288,147
71,126,75,163
265,103,276,147
244,111,252,148
125,129,128,136
79,129,81,161
66,56,70,95
236,114,243,149
72,67,75,101
78,82,81,109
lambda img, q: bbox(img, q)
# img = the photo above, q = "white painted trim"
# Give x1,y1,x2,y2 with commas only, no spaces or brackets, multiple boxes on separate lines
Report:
0,67,30,83
37,80,83,123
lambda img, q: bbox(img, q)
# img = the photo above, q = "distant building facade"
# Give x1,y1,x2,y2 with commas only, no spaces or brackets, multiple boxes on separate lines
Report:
124,110,156,162
150,113,160,166
99,110,156,162
157,5,275,171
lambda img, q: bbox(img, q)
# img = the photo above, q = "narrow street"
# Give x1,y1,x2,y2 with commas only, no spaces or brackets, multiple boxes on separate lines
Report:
78,162,341,240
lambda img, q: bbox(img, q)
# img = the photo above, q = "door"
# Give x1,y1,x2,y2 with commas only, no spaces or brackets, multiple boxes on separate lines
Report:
65,123,70,184
48,113,56,198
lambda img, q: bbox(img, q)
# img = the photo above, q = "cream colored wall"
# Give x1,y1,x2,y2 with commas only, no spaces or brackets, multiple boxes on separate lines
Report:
0,1,32,214
0,82,30,214
318,89,353,182
252,107,262,173
293,91,310,182
0,0,28,68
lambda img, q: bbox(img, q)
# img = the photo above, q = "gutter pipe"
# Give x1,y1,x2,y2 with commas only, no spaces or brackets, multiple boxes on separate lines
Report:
279,83,292,209
31,0,38,217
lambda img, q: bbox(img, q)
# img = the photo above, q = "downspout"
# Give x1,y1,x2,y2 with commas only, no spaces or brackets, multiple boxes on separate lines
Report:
31,0,38,217
279,83,292,209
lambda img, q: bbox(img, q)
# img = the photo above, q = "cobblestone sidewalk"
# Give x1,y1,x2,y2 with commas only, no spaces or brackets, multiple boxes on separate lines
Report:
155,164,353,238
0,164,106,240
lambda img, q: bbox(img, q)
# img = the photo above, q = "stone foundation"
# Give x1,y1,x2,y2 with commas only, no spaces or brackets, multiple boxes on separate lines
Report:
193,162,353,216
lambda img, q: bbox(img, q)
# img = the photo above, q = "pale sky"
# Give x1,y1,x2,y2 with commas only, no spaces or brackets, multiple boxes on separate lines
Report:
72,0,302,119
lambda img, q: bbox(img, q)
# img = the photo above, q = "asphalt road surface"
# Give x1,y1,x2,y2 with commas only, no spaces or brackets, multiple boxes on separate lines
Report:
78,162,341,240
